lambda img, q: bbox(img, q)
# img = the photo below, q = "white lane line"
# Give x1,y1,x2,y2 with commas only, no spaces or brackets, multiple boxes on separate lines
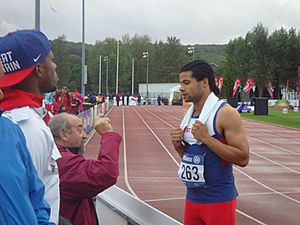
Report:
248,136,300,156
133,107,180,166
122,106,140,199
247,127,300,144
143,107,176,128
144,197,185,203
236,209,267,225
118,176,178,179
158,109,182,122
250,150,300,174
235,167,300,204
240,191,300,196
142,107,268,224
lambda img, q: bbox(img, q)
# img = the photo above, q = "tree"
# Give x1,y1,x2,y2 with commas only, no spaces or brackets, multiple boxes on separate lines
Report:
267,27,289,98
245,23,270,97
52,35,72,87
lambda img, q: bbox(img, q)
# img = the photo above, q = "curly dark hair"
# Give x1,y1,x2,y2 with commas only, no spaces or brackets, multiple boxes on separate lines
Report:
179,60,219,96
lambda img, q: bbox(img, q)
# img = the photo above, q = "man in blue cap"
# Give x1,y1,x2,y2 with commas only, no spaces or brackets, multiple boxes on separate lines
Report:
0,29,60,224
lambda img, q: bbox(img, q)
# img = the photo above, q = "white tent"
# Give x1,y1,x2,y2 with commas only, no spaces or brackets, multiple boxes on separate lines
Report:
169,85,181,105
138,83,179,98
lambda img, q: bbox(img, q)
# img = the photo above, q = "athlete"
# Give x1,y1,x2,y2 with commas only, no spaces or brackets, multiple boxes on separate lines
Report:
170,60,249,225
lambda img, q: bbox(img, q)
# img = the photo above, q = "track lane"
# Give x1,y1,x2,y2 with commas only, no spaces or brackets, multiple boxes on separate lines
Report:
116,106,186,221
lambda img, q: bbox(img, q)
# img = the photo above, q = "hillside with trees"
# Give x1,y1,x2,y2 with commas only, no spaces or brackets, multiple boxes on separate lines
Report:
51,23,300,98
51,35,226,94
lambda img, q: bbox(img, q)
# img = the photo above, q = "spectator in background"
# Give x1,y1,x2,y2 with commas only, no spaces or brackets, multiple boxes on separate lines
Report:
0,29,61,224
137,94,141,106
54,88,62,103
101,95,106,103
116,94,120,106
87,92,97,104
121,93,125,106
48,113,122,225
69,93,79,115
126,94,130,105
45,100,60,116
61,87,71,111
74,89,84,113
55,87,72,112
44,92,60,115
109,94,113,104
157,95,162,106
44,92,55,104
58,102,68,114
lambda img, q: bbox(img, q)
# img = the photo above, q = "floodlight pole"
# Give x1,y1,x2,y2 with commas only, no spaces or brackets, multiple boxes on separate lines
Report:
116,41,120,94
187,46,195,60
104,56,109,95
99,55,102,94
131,58,135,95
35,0,40,30
81,0,86,96
142,52,149,99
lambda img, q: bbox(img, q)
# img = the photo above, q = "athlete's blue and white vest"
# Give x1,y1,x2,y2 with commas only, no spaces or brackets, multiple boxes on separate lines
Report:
178,101,238,203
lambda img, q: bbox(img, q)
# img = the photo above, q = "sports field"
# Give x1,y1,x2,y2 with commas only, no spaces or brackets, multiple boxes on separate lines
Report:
240,109,300,129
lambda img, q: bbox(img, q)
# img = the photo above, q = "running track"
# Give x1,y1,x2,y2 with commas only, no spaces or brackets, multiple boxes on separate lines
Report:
85,105,300,225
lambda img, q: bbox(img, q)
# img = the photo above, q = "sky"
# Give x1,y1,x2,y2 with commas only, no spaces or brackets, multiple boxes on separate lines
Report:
0,0,300,45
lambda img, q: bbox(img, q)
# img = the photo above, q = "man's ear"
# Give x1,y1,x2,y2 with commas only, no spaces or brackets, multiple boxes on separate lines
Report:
59,129,69,142
0,89,3,101
0,62,4,77
202,77,209,87
35,64,43,78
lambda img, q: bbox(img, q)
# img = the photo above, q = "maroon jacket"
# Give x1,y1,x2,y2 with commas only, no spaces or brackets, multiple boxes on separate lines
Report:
57,132,122,225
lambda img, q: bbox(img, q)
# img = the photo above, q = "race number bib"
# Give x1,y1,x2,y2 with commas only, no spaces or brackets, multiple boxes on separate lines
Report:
178,153,206,188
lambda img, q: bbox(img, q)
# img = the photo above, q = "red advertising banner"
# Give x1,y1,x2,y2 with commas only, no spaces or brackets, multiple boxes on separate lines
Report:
243,76,255,93
215,76,219,87
265,80,274,99
298,66,300,106
218,75,224,95
232,77,241,97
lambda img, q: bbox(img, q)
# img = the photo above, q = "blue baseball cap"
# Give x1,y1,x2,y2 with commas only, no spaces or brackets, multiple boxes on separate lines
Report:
0,29,51,88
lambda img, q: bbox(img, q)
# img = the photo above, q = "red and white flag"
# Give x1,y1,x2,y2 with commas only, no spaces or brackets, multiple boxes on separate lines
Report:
218,75,224,95
215,76,219,87
297,66,300,106
265,80,274,99
232,77,241,97
243,76,255,93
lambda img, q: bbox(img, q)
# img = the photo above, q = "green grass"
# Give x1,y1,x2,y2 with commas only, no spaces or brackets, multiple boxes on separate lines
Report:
240,109,300,129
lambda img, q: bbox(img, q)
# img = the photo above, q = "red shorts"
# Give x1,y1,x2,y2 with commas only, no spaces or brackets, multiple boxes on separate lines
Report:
184,199,236,225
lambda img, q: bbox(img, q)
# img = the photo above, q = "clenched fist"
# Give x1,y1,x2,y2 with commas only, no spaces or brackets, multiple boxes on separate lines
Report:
94,116,113,135
191,120,209,143
170,127,183,149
